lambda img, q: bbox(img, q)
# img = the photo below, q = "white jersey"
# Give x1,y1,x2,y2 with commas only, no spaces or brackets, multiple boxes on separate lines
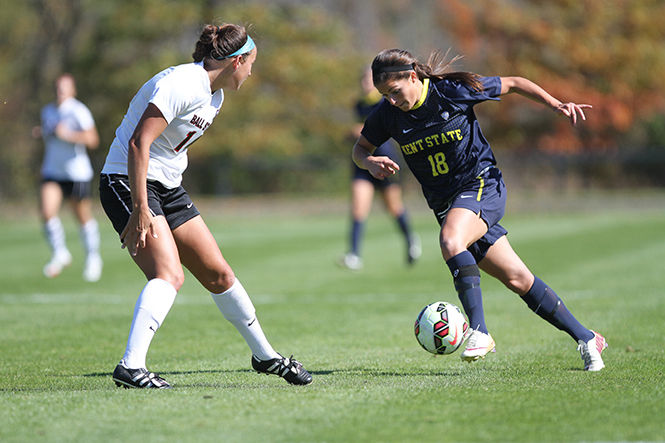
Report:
102,62,223,189
40,97,95,182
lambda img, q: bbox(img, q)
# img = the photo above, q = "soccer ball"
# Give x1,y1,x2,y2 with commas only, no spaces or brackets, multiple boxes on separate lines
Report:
414,301,469,355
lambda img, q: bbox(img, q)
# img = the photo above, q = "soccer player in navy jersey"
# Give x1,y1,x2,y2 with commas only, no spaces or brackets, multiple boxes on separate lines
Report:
353,48,607,371
340,68,421,271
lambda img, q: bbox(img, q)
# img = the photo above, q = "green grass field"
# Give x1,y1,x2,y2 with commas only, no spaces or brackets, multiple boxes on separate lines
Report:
1,191,664,442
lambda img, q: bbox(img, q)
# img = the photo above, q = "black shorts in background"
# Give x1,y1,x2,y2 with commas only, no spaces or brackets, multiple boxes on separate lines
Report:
42,178,92,200
351,139,402,188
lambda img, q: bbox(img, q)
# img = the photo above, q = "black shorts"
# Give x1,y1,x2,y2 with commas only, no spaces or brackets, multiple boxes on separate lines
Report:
352,164,399,188
42,178,92,200
99,174,200,236
432,167,508,262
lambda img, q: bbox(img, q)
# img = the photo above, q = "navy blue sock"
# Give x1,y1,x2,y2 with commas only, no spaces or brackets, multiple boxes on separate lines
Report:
350,219,364,256
395,211,411,242
446,251,487,333
522,276,594,342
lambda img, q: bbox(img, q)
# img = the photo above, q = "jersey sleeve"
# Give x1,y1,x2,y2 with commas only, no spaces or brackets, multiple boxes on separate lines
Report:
479,76,502,98
75,103,95,130
148,74,198,124
443,76,502,106
360,103,391,148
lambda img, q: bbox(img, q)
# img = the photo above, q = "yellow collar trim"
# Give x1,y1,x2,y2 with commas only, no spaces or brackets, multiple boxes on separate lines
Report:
411,78,429,111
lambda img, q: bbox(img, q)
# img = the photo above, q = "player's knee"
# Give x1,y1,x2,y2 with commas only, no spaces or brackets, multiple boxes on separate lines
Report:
205,267,236,294
157,263,186,291
158,270,185,292
439,234,464,258
384,199,403,217
502,270,533,295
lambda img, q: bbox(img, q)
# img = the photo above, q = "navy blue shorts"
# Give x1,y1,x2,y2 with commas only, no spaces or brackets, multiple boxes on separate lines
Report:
352,164,399,188
432,167,508,262
42,178,92,200
352,140,401,188
99,174,200,236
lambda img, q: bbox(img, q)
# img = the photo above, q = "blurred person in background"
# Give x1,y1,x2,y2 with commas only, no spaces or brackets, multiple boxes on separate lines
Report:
353,48,607,371
339,68,421,271
99,23,312,389
35,73,103,282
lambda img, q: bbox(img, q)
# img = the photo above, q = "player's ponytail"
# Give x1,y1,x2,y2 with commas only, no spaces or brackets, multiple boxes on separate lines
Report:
425,49,483,92
192,23,251,65
371,48,483,92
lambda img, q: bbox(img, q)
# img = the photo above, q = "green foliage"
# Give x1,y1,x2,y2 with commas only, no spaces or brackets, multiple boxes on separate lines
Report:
2,1,665,198
1,193,665,441
0,1,364,197
185,4,362,193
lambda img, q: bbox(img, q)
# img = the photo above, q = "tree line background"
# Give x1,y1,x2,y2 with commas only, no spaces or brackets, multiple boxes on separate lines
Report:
1,0,664,199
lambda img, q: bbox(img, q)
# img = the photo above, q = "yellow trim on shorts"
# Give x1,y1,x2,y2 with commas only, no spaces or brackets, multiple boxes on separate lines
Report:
476,176,485,201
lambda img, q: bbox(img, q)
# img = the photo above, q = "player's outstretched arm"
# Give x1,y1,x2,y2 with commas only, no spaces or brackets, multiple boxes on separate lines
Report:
499,76,592,126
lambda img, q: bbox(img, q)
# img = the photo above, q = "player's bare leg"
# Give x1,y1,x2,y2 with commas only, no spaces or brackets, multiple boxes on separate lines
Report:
381,184,421,264
113,215,182,389
71,198,102,281
40,182,71,277
175,216,312,385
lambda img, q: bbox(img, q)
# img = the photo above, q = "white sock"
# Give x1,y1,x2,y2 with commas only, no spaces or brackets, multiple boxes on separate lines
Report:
122,278,177,369
211,278,279,361
44,216,69,257
79,219,100,257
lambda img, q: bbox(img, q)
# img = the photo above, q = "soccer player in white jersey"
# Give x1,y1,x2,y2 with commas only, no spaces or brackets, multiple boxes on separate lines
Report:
100,23,312,388
37,74,103,282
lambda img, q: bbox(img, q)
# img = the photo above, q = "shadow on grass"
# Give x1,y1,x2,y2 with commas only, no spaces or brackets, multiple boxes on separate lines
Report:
327,367,466,377
80,368,244,378
79,366,471,378
0,366,472,392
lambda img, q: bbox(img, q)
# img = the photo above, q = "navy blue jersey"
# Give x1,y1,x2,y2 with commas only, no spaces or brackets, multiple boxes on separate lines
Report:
361,76,502,210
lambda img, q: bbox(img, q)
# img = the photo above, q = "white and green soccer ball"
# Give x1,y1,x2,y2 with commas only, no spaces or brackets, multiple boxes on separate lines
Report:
414,301,469,355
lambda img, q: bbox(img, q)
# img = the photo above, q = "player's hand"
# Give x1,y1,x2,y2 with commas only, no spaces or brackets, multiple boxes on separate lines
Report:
120,207,158,256
555,102,592,126
54,122,75,142
365,156,400,180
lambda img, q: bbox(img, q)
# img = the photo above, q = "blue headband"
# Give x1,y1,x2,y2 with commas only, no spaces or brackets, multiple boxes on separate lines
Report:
213,35,255,60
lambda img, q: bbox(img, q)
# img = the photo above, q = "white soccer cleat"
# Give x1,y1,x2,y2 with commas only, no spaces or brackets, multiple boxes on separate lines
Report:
461,329,495,362
577,330,608,371
43,250,72,278
407,234,422,265
339,253,363,271
83,253,103,282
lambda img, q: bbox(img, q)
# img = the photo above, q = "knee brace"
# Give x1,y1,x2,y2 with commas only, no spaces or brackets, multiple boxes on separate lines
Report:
453,264,481,292
523,277,564,330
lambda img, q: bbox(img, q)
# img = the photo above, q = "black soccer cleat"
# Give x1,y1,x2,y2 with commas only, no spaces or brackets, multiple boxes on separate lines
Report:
251,354,313,385
112,361,172,389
